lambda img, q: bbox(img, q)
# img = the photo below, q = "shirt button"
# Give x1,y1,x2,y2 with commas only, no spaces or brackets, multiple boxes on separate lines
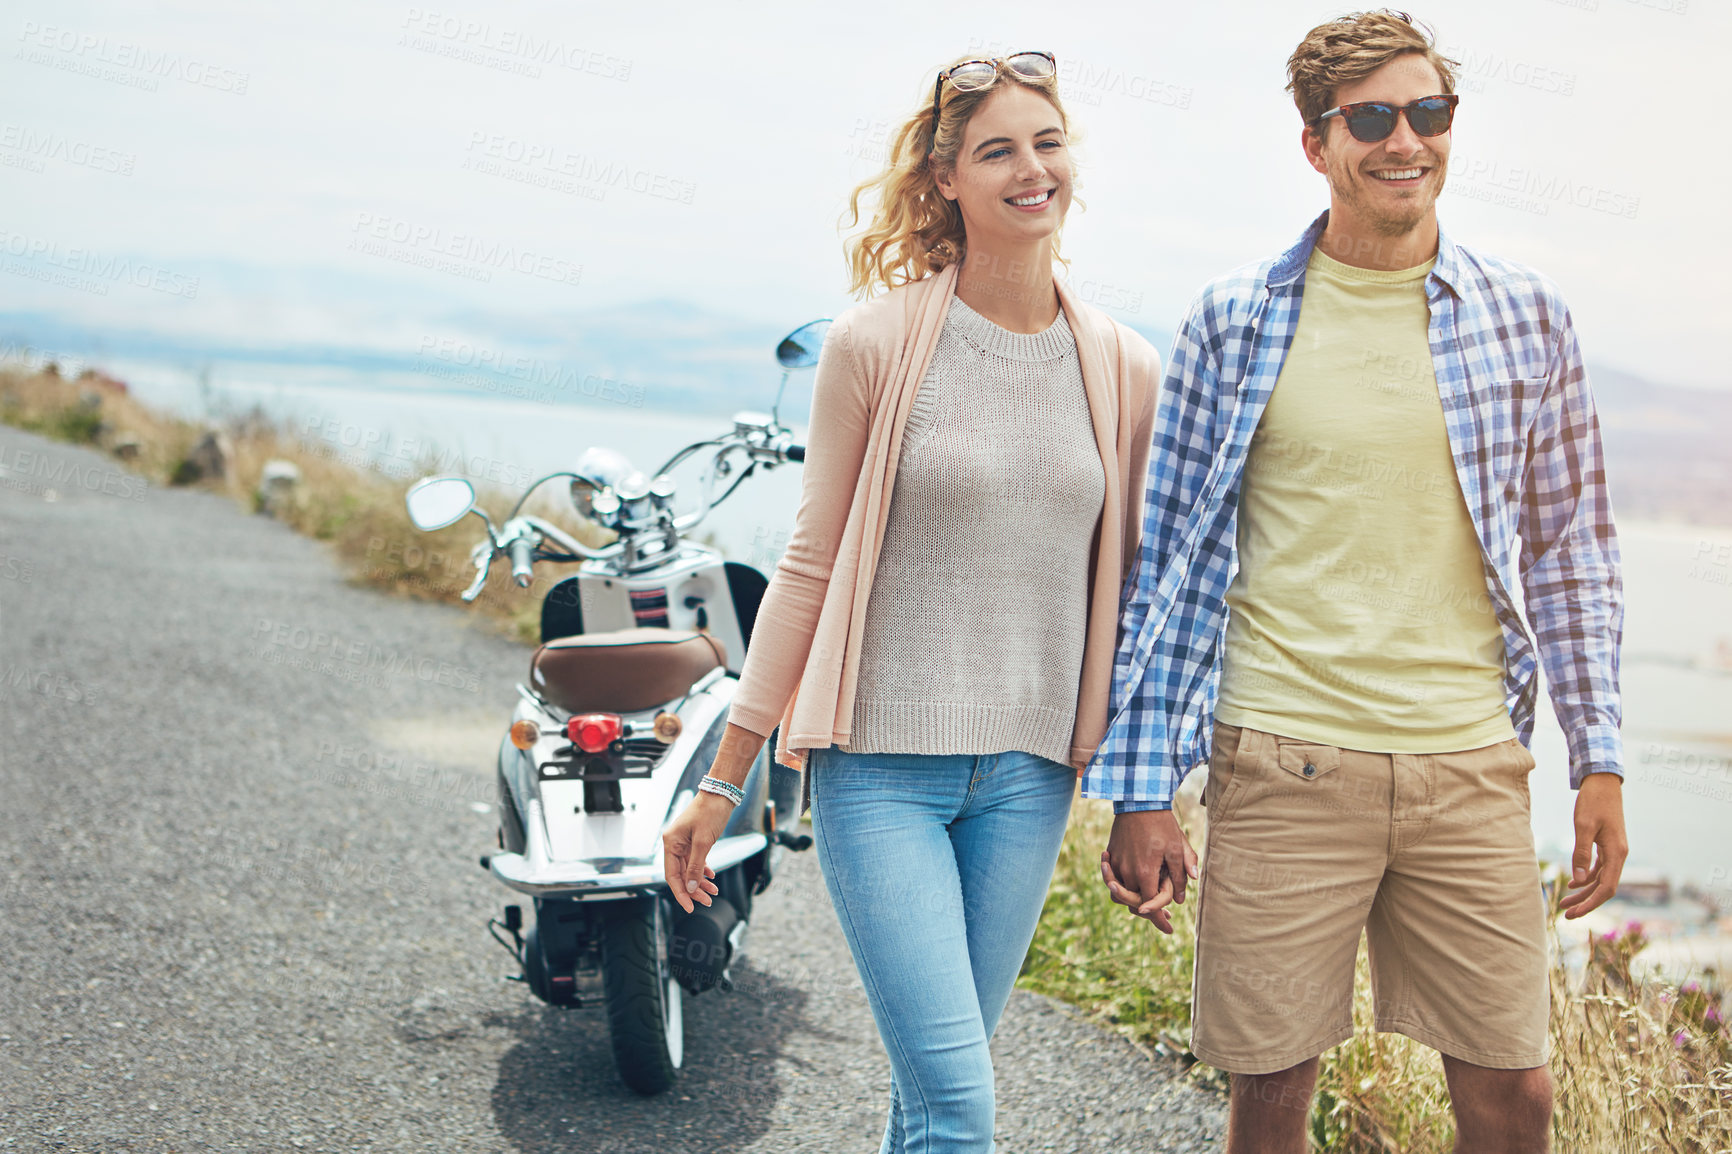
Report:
1303,763,1316,777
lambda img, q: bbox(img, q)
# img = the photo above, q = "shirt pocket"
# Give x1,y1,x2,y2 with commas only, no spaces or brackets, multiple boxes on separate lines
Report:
1483,376,1550,490
1274,741,1342,783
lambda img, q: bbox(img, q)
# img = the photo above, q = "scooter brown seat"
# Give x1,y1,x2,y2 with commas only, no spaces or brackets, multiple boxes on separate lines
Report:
530,628,727,715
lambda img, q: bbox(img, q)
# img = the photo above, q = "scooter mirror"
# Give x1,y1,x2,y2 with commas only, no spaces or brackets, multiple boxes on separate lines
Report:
774,319,832,369
405,476,477,531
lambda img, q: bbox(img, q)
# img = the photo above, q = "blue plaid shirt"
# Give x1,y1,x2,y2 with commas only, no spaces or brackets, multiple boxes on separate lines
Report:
1085,212,1624,812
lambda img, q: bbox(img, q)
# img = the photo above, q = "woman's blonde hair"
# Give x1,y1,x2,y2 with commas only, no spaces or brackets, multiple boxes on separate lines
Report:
843,55,1074,299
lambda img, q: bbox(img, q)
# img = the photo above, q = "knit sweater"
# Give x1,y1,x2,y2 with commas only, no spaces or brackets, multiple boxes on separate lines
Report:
723,262,1161,776
842,296,1104,762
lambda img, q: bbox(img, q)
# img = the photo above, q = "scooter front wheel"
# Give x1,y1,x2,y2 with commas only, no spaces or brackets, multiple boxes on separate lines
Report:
599,894,684,1094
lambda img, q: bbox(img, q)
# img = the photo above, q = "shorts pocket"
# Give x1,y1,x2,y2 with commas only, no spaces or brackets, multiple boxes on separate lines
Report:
1503,738,1536,813
1204,722,1253,823
1275,741,1342,782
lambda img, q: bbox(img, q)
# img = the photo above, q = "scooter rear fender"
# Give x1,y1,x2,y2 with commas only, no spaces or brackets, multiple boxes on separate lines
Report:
491,674,769,898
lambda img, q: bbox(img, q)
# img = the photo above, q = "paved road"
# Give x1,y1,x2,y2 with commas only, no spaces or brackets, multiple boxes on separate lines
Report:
0,424,1225,1152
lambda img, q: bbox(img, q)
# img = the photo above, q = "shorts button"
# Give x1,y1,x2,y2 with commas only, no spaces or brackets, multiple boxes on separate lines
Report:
1303,763,1316,777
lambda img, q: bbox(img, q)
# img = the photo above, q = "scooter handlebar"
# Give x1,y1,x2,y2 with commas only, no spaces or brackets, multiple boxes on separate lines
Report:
785,443,805,463
509,537,534,587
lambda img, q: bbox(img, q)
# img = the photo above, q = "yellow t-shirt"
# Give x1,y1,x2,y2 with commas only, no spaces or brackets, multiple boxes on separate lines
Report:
1215,248,1514,752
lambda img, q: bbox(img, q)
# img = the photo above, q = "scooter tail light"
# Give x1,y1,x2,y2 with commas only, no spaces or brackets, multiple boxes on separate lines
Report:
568,713,622,753
509,719,540,750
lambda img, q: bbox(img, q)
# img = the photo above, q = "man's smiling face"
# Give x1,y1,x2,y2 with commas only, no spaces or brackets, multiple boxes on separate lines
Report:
1305,53,1452,241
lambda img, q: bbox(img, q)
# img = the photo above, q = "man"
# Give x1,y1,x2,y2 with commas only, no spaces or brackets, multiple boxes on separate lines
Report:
1087,11,1628,1152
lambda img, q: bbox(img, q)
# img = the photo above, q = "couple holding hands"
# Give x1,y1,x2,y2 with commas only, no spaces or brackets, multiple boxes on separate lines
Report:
665,10,1628,1152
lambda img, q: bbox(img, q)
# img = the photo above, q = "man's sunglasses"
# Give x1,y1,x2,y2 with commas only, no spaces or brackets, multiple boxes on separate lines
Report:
1310,94,1459,143
931,51,1057,133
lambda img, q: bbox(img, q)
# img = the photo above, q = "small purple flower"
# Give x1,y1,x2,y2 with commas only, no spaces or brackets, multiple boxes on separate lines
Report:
1625,920,1645,936
1683,981,1703,996
1673,1029,1690,1048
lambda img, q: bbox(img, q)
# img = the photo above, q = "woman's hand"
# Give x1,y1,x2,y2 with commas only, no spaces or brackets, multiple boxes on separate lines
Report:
662,795,730,914
663,723,767,914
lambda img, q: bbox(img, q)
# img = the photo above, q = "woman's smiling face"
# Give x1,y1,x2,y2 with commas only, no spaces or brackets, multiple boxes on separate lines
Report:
934,82,1073,252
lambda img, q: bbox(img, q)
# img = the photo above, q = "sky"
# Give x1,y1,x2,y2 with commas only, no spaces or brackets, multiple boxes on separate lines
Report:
0,0,1724,389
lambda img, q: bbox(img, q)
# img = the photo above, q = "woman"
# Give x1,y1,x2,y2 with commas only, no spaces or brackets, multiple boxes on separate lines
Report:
663,51,1160,1153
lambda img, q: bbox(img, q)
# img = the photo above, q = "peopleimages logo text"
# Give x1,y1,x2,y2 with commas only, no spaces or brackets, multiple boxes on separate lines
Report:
15,21,250,93
398,8,630,80
0,228,199,297
0,444,148,500
250,619,483,693
463,132,696,204
0,124,135,175
1448,156,1640,220
416,336,647,408
348,212,582,287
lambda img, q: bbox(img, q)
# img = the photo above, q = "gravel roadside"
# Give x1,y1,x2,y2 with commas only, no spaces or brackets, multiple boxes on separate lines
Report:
0,424,1225,1153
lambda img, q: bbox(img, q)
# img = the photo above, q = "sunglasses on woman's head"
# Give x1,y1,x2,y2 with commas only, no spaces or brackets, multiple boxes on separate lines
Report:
1310,94,1459,143
931,51,1057,131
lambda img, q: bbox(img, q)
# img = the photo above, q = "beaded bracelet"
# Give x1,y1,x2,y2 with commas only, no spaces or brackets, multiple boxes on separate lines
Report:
698,775,744,806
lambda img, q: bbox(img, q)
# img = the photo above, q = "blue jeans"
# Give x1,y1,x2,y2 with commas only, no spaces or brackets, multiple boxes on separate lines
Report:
807,746,1076,1154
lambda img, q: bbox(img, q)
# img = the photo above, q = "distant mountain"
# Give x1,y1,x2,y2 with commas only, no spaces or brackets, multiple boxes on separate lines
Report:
0,301,814,422
1590,367,1732,526
0,298,1177,427
1,303,1723,525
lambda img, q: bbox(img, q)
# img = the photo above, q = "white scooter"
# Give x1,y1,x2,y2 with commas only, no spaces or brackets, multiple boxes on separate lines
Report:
403,320,827,1094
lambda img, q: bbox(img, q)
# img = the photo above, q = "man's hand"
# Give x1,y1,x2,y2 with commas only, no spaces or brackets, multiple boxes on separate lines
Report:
1560,772,1628,920
1100,809,1199,934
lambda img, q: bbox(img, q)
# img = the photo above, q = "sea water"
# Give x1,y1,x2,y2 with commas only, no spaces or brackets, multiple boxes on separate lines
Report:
88,356,1732,891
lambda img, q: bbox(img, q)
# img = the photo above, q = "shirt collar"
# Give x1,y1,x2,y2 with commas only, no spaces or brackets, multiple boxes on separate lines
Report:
1268,209,1467,297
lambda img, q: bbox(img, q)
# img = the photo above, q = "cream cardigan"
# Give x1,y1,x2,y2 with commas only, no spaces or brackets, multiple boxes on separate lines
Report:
725,262,1161,774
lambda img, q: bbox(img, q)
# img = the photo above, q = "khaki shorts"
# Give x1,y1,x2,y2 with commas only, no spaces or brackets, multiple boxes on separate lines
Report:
1191,722,1550,1075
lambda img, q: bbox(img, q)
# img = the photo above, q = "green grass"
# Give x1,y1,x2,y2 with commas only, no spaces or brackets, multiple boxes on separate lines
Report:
1019,797,1205,1066
5,396,104,444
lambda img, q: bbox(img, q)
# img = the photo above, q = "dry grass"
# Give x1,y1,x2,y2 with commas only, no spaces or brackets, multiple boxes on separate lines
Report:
1548,924,1732,1153
1025,796,1732,1152
0,362,609,645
